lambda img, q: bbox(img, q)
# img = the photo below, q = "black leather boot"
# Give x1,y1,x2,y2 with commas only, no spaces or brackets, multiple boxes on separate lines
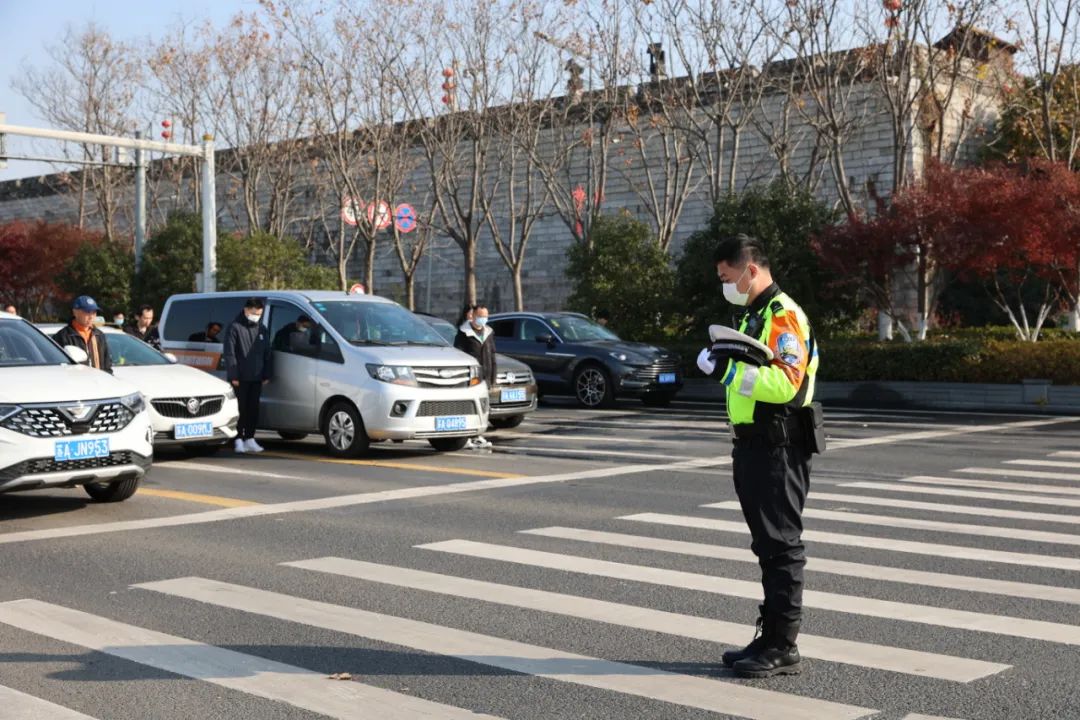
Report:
732,618,802,678
721,605,768,668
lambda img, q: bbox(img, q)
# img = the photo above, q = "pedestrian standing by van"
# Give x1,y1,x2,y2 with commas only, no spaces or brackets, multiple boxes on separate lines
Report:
454,304,496,449
125,304,161,350
223,298,271,454
54,295,112,373
697,234,823,679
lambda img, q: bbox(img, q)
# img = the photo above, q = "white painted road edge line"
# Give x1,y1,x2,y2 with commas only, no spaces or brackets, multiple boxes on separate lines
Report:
136,576,876,720
421,539,1080,645
623,512,1080,572
153,460,310,481
283,556,1009,683
524,526,1080,606
0,599,505,720
0,684,99,720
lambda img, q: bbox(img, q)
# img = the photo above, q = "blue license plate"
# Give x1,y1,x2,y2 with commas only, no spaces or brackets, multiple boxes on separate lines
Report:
500,388,528,403
175,421,214,440
659,372,677,384
54,438,110,462
435,415,468,432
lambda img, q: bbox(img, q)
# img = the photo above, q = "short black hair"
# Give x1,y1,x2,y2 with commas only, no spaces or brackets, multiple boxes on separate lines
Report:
207,321,223,331
297,314,314,324
136,304,153,315
244,297,265,310
713,233,770,269
596,308,611,319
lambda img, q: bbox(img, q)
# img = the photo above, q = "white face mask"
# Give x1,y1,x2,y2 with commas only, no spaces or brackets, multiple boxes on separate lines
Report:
722,266,752,307
245,313,262,324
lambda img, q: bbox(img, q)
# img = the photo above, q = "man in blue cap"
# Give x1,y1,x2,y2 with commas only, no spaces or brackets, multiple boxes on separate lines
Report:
54,295,113,373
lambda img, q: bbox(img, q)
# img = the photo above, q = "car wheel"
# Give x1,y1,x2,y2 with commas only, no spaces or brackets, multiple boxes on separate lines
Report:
278,431,309,441
429,437,469,452
322,401,370,458
641,392,676,408
491,415,524,430
84,475,141,502
182,442,224,457
574,364,614,408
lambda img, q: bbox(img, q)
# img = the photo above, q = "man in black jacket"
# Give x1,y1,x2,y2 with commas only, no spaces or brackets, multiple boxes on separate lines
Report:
54,296,112,374
454,304,495,449
222,298,271,454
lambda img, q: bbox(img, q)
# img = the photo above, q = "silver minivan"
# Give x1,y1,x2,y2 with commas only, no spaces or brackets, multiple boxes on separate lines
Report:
159,291,489,456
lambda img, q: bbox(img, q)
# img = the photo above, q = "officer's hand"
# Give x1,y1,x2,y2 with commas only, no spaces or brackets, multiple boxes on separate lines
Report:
696,348,716,375
708,340,769,368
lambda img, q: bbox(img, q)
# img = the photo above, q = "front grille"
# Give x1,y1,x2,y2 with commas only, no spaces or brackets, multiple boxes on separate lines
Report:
496,370,533,385
0,452,135,481
417,400,478,417
632,359,680,382
152,396,225,419
1,402,134,438
414,366,472,388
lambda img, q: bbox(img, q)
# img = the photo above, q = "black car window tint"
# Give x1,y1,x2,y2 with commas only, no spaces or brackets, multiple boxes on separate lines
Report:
491,319,514,338
269,300,312,354
162,299,211,341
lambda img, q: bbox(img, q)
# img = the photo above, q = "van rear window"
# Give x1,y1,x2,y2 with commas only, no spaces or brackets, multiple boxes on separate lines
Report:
163,298,247,342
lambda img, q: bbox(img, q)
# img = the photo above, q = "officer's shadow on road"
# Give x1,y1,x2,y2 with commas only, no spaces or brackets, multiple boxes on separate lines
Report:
0,494,89,523
0,647,726,682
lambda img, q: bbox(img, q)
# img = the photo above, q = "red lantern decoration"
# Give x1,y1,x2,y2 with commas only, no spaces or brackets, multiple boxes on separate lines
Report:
161,130,172,140
441,95,451,104
161,119,172,128
442,81,455,91
884,0,902,11
442,67,454,78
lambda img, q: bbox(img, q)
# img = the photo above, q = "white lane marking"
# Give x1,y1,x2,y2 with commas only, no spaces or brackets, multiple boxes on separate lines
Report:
524,526,1080,606
901,714,967,720
0,685,99,720
959,466,1080,482
1051,451,1080,459
0,600,503,720
494,445,694,461
422,540,1080,645
284,556,1008,682
803,491,1080,526
137,577,875,720
704,501,1080,547
496,431,708,447
622,513,1080,572
153,461,309,481
842,482,1080,510
0,459,725,546
901,475,1080,497
827,417,1077,450
1006,459,1080,469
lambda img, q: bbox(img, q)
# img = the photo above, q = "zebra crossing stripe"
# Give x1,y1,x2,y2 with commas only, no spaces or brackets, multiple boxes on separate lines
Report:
789,492,1080,526
282,556,1008,682
959,467,1080,482
0,684,99,719
135,576,875,720
901,714,967,720
621,512,1080,572
1006,459,1080,470
0,599,506,720
522,526,1080,606
420,539,1080,645
1051,451,1080,459
901,475,1080,497
840,482,1080,510
704,501,1080,547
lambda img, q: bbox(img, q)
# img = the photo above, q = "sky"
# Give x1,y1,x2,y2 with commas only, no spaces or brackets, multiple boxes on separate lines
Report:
0,0,252,182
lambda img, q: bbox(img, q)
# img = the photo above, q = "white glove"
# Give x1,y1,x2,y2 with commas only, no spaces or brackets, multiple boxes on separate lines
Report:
696,347,716,375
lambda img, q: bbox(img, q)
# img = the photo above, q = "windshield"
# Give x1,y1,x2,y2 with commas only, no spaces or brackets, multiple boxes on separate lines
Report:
419,316,456,345
0,320,72,367
108,333,171,367
549,315,620,342
312,300,447,346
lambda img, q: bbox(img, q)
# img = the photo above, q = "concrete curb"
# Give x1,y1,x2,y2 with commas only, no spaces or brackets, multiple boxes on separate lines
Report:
679,379,1080,415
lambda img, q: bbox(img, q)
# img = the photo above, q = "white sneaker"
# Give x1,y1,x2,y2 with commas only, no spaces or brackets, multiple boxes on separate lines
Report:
244,438,265,453
464,439,478,450
234,438,247,454
476,436,492,448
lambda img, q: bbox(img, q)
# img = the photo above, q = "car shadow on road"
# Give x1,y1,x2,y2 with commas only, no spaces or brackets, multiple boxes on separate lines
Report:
0,494,90,522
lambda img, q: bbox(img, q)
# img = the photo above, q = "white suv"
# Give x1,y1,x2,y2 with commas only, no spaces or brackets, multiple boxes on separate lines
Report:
0,313,154,502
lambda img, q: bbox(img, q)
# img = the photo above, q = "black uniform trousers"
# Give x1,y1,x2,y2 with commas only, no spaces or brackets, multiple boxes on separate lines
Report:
236,381,263,440
731,431,811,625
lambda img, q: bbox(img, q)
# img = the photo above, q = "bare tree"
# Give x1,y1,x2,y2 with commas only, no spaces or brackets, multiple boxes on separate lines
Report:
16,23,142,240
1018,0,1080,166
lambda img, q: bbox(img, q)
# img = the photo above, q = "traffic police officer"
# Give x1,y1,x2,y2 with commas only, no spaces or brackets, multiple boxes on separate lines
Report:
697,234,820,678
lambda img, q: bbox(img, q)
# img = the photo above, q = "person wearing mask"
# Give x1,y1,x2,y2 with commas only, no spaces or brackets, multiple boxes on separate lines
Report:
53,296,112,374
223,298,271,454
273,314,317,354
112,312,126,328
125,304,161,350
188,322,224,343
697,234,820,679
454,304,496,450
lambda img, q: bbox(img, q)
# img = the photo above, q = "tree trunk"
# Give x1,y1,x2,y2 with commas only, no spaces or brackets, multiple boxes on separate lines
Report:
1068,304,1080,332
365,238,376,296
463,240,477,305
512,264,524,311
404,272,416,311
878,311,894,341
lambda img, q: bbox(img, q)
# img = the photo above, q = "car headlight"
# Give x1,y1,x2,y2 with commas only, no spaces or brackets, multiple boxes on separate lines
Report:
120,392,146,414
610,351,648,365
366,364,418,387
469,365,482,386
223,386,236,400
0,404,21,422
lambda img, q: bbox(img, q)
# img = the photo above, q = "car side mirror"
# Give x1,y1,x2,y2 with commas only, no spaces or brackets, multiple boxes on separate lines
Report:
64,345,89,364
164,353,179,364
536,333,555,346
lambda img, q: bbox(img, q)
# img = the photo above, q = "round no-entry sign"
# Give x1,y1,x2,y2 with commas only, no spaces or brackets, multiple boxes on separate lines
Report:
367,201,392,230
341,196,360,226
394,204,417,233
348,283,366,295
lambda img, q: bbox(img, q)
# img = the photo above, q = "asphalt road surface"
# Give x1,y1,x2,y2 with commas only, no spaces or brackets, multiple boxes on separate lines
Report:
1,398,1078,720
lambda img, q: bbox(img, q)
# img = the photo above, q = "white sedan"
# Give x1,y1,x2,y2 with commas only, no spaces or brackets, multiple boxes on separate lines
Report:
40,324,239,453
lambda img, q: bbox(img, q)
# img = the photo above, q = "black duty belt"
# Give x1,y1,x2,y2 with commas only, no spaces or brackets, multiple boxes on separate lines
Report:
731,414,803,444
